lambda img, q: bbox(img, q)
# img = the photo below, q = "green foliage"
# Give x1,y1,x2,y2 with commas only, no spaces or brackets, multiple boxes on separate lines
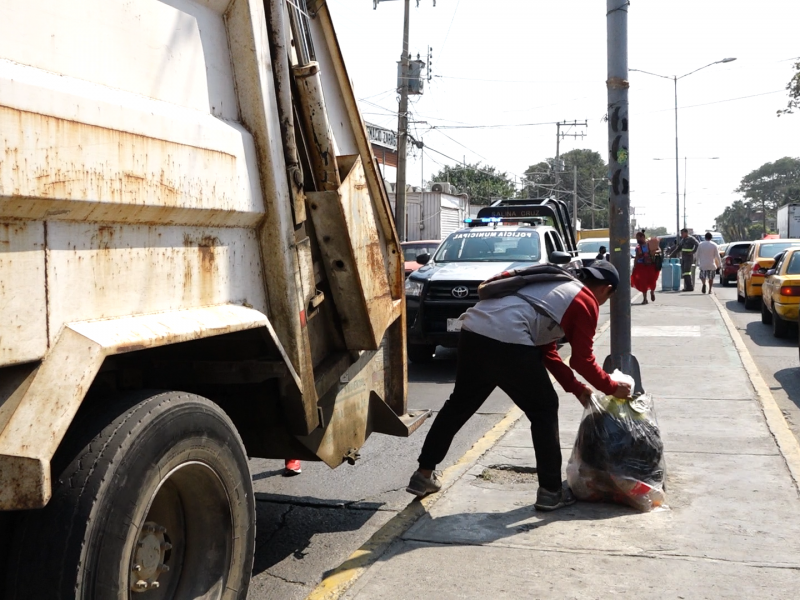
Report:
715,200,762,242
735,157,800,213
778,60,800,116
428,162,516,205
522,149,609,228
645,226,668,237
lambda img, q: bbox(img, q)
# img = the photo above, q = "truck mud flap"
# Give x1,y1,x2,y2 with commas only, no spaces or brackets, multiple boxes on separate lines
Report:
368,393,430,438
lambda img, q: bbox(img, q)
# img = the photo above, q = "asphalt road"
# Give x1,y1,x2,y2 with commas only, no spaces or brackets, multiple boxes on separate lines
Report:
245,302,611,600
243,277,800,600
713,278,800,444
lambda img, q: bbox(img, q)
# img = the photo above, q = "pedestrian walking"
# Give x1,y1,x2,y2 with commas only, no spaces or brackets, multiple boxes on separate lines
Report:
596,246,608,261
669,229,700,291
405,261,632,511
696,232,721,294
631,231,659,304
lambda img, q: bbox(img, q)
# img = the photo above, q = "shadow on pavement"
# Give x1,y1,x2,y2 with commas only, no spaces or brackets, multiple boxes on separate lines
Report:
323,501,633,579
772,367,800,412
745,321,798,349
252,495,385,577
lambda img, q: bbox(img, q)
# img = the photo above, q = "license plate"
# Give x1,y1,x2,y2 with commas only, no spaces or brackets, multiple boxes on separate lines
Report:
446,318,462,332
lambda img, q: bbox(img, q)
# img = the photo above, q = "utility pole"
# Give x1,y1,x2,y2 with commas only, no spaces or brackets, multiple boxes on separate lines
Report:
572,164,578,232
554,120,587,201
394,0,411,242
605,0,642,392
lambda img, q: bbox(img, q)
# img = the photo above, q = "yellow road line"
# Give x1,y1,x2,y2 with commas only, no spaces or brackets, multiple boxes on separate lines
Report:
303,405,524,600
711,293,800,492
304,317,614,600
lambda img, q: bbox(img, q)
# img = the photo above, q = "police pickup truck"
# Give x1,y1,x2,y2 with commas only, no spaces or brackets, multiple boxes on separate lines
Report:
404,198,583,363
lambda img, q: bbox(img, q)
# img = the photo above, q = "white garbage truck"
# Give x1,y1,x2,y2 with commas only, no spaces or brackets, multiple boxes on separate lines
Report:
0,1,425,597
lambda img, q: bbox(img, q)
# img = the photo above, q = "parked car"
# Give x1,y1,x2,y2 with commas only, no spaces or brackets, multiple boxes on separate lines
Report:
401,240,441,277
576,237,609,266
737,239,800,309
760,248,800,337
405,198,582,363
720,242,752,287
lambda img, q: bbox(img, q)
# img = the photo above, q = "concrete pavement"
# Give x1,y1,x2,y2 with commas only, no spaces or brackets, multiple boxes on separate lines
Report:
335,289,800,600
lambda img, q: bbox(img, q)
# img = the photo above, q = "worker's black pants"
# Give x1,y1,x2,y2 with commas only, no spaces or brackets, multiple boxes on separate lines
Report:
681,255,694,291
417,329,562,491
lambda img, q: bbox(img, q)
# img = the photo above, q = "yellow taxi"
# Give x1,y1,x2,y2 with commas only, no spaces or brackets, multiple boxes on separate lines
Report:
737,239,800,310
761,247,800,337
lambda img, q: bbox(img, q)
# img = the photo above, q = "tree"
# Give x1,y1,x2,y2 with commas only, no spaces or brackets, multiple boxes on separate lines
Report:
428,162,516,205
715,200,761,242
735,157,800,232
522,149,609,228
778,59,800,116
645,226,668,237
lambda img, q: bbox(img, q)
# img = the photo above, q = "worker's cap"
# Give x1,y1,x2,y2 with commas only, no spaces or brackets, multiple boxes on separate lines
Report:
580,260,620,291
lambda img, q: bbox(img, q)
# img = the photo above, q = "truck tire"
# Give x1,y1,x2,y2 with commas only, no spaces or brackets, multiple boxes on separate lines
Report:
5,390,255,600
407,344,436,364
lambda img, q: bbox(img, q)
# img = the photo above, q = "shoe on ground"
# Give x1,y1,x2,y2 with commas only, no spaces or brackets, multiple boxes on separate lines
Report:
702,283,706,294
535,482,577,512
283,459,302,476
406,470,442,497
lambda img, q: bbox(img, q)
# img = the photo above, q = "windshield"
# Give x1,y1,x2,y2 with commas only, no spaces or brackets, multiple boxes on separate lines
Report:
434,230,541,262
577,239,608,254
727,244,750,258
758,242,800,258
402,244,438,262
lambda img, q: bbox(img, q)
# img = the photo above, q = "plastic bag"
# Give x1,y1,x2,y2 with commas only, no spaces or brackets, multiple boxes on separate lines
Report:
567,372,666,512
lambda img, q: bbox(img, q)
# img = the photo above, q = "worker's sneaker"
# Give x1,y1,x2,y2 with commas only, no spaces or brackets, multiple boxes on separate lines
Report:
534,482,577,511
702,283,707,294
406,470,442,497
283,459,302,476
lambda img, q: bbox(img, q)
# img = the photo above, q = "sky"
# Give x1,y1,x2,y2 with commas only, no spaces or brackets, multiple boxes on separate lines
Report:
326,0,800,234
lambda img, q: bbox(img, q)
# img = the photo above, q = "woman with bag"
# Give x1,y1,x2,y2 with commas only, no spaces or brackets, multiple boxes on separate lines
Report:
631,230,660,304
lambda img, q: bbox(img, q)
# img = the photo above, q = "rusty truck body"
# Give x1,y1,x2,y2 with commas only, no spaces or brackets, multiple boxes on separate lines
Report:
0,0,423,597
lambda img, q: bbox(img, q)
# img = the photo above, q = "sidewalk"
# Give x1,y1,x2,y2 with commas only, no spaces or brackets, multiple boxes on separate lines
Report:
341,290,800,599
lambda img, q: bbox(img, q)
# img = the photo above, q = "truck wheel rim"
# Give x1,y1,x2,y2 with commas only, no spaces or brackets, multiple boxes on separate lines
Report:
129,461,233,598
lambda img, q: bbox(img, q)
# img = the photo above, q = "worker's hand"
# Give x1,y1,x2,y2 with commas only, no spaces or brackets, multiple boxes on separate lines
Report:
613,382,632,399
577,386,593,407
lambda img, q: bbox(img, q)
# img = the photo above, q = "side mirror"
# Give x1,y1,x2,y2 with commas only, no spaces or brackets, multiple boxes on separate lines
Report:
550,251,572,265
765,268,776,276
416,253,431,265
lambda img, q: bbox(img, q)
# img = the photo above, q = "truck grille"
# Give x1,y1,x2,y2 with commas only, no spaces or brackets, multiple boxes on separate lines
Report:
426,281,481,301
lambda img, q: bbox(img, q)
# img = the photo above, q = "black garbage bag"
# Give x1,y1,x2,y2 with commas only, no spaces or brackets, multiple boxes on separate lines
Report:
567,392,667,512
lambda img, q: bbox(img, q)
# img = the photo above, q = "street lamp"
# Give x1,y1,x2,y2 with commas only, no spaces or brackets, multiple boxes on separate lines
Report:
631,58,736,239
653,156,719,229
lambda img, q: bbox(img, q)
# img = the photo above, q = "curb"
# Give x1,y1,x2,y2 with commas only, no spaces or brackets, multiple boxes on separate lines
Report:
303,405,525,600
710,293,800,494
304,316,614,600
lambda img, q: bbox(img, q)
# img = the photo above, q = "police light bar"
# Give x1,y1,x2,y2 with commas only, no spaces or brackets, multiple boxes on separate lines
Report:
463,217,503,224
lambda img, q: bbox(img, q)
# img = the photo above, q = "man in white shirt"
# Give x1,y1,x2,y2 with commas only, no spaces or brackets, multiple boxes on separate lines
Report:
696,232,721,294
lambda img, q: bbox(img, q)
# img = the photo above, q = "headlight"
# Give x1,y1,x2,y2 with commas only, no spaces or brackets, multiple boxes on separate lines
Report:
405,279,424,296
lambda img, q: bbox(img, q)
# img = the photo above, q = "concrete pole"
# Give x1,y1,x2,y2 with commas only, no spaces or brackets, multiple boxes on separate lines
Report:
394,0,410,242
573,164,578,232
674,76,680,240
605,0,642,391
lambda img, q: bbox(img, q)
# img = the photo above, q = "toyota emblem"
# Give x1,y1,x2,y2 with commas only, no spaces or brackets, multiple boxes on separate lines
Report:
451,286,469,298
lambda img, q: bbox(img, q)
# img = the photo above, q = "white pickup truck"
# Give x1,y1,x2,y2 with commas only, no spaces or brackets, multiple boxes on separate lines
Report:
0,1,425,597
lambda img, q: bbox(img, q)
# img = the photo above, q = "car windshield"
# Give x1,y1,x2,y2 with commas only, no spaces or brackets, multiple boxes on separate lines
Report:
402,244,438,261
434,230,541,262
758,242,800,258
577,240,608,253
728,244,750,258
